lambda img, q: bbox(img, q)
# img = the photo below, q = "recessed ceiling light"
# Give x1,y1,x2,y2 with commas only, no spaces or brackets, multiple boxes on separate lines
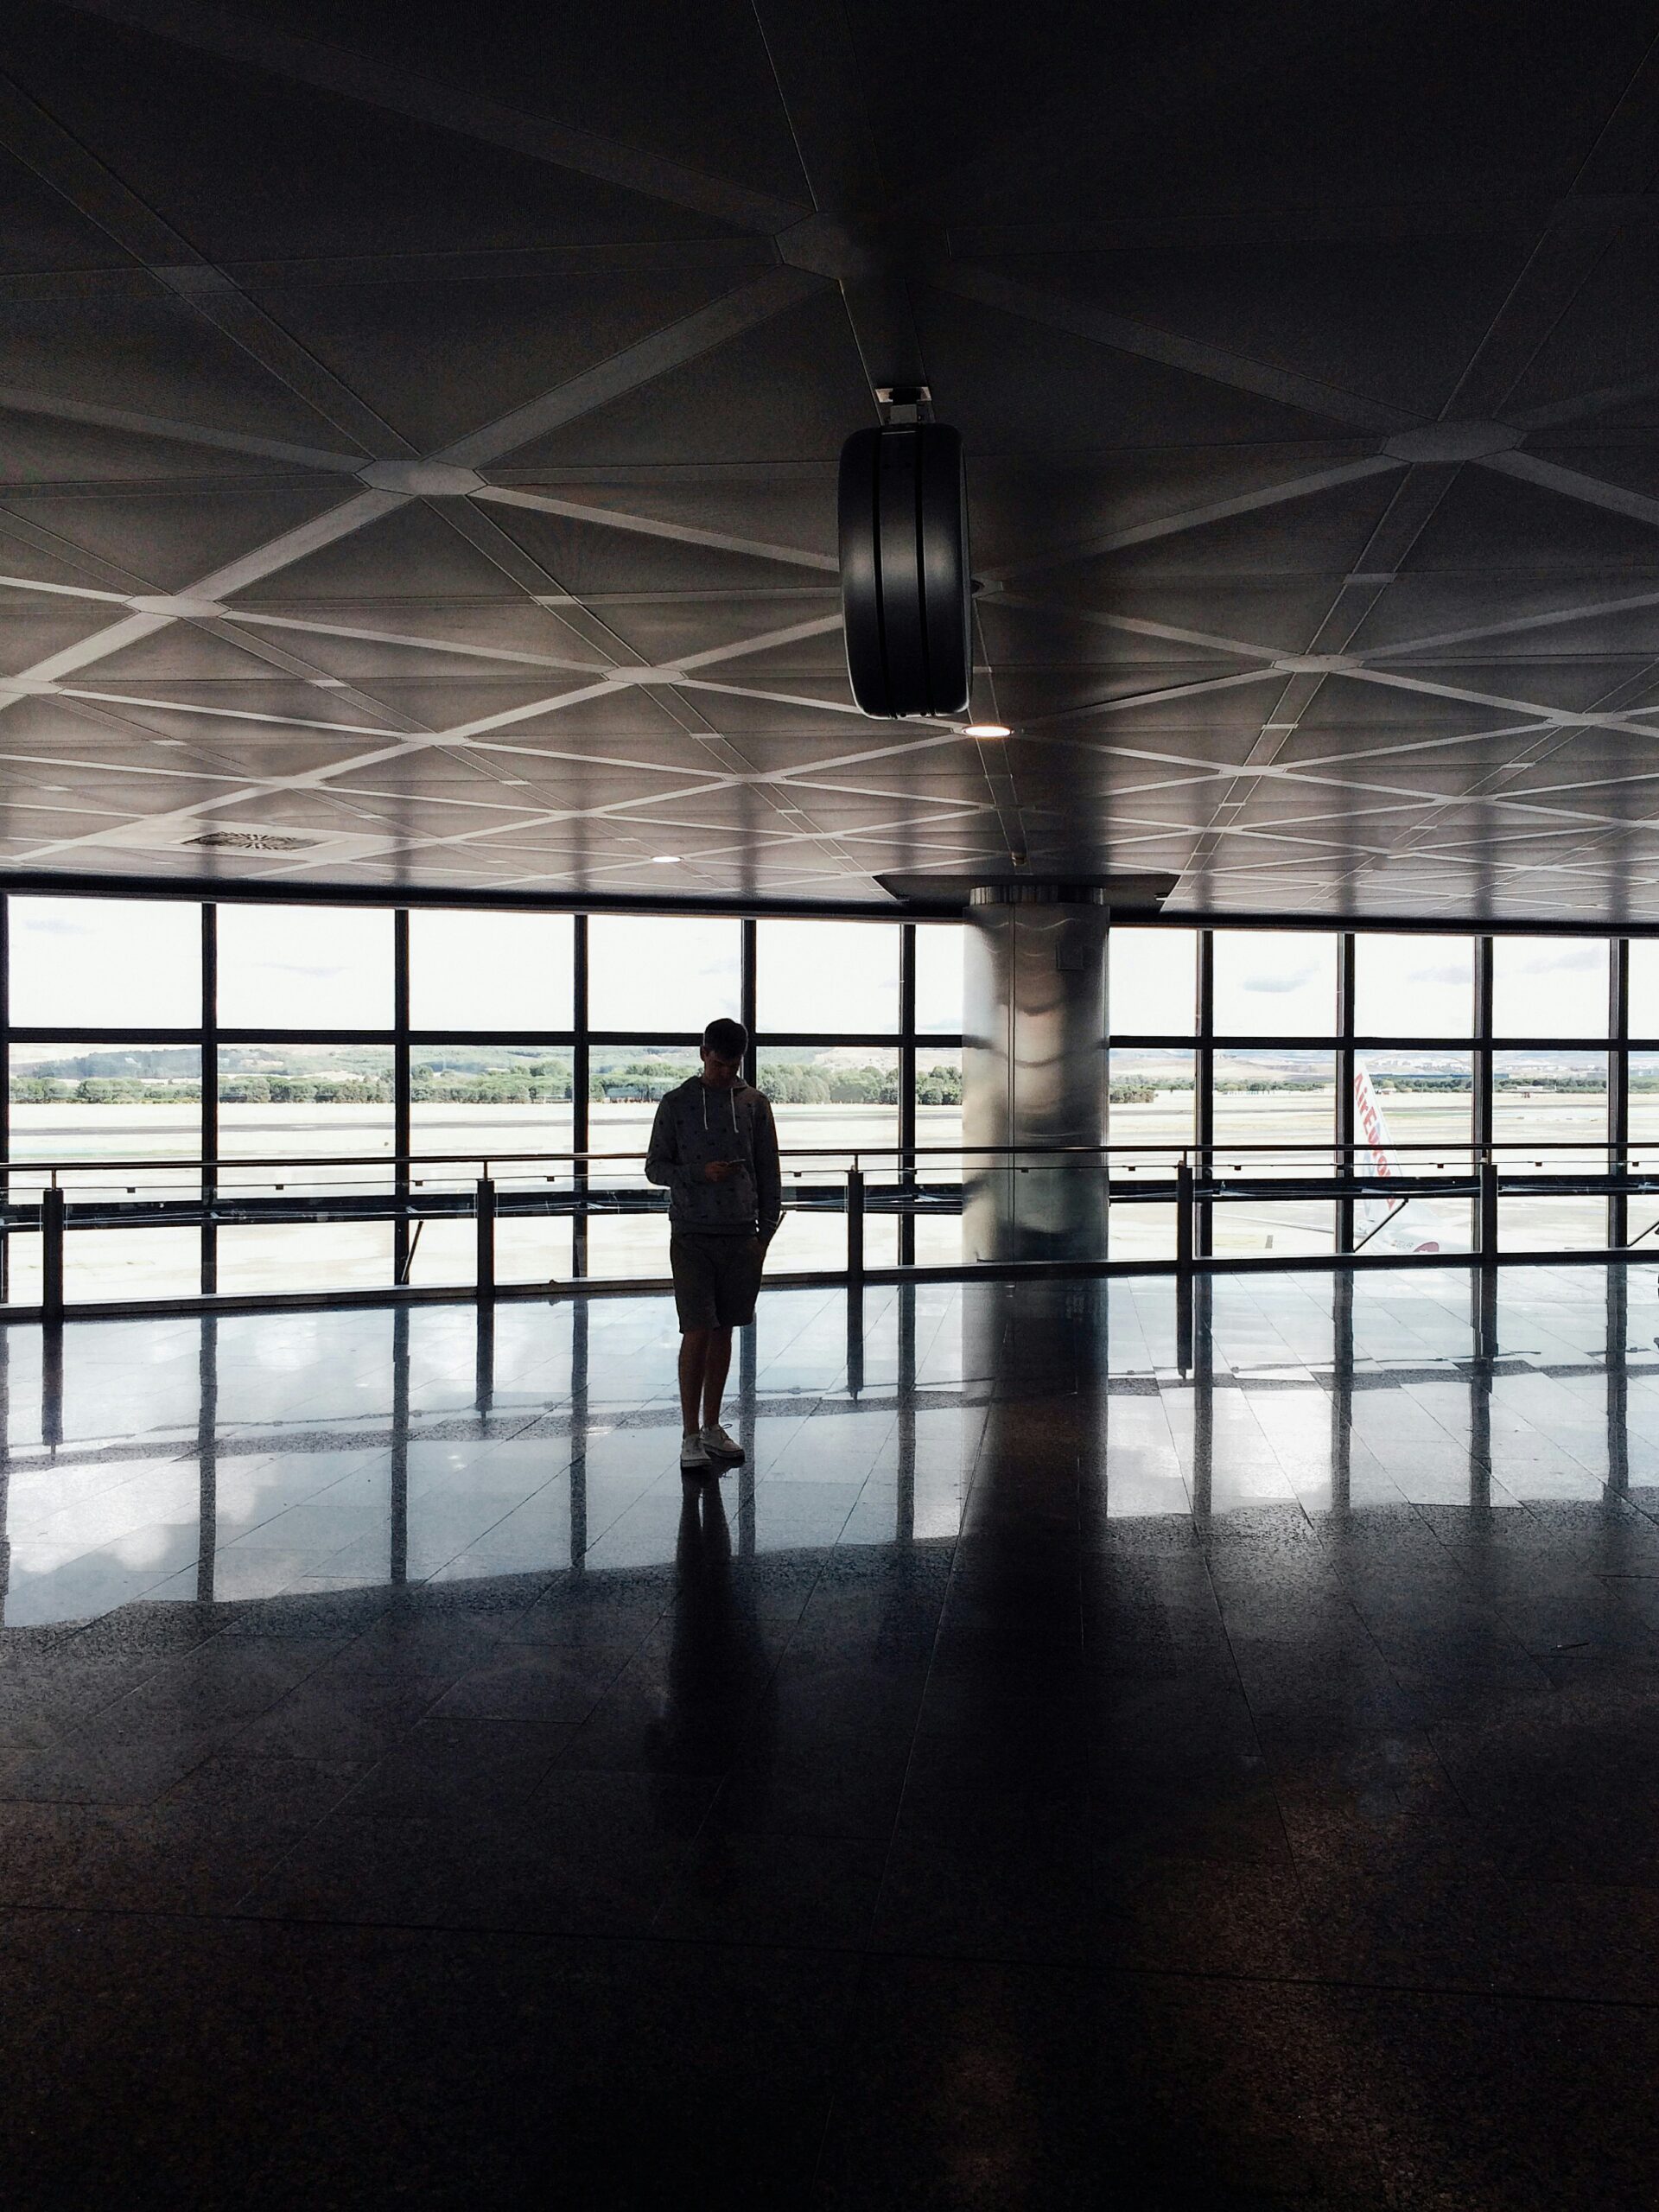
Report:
151,739,186,747
499,778,531,785
963,721,1012,738
650,853,682,864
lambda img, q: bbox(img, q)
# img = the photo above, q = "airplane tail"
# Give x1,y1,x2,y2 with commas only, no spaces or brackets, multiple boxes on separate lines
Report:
1353,1060,1440,1252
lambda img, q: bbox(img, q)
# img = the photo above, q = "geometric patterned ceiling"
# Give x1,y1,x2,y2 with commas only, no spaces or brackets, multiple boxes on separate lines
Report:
1,0,1657,922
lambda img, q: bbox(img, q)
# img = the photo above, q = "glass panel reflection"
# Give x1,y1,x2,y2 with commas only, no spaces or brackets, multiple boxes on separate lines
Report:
1109,1049,1192,1261
1351,1052,1473,1254
3,1271,1648,1630
755,919,899,1033
1492,1051,1609,1250
1211,1051,1336,1255
1353,933,1473,1036
588,915,740,1031
914,925,964,1034
10,896,200,1027
410,909,574,1030
758,1048,899,1272
1491,937,1609,1039
6,1042,203,1304
1110,927,1198,1035
218,904,393,1030
1212,931,1335,1036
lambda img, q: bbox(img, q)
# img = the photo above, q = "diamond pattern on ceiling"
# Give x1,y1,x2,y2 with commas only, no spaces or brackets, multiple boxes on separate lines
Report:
0,0,1655,920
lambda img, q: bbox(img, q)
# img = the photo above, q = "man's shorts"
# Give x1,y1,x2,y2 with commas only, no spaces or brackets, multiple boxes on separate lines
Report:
670,1230,764,1332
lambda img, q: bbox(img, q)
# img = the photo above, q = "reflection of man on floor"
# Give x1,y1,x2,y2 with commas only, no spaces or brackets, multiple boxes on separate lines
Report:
645,1018,781,1474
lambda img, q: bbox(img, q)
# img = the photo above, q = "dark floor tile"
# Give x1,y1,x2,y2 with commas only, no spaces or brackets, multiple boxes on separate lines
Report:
873,1826,1099,1964
0,1910,859,2209
709,1737,913,1842
429,1641,635,1722
1093,1853,1321,1979
815,1957,1388,2209
340,1714,571,1816
243,1797,700,1936
0,1794,326,1912
1339,1984,1659,2210
231,1667,452,1760
162,1748,367,1822
0,1729,220,1805
57,1601,230,1657
655,1829,885,1948
76,1636,343,1740
1306,1868,1659,1999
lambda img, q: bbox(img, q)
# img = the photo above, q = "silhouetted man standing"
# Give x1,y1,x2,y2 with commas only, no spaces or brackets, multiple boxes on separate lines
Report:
645,1017,781,1472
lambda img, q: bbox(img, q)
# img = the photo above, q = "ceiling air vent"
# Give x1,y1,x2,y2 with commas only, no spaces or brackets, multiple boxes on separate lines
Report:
181,830,322,854
91,817,399,864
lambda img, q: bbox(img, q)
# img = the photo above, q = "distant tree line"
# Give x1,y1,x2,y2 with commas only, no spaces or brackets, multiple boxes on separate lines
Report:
10,1077,202,1104
12,1053,1615,1113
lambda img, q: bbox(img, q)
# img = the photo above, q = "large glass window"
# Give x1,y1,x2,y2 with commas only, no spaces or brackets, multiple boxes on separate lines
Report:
912,1047,963,1268
588,915,739,1033
218,1045,394,1181
217,904,392,1030
10,896,200,1027
1630,942,1659,1039
404,1046,577,1292
3,894,1650,1309
1213,931,1335,1036
1354,934,1473,1037
410,909,573,1031
760,1047,899,1271
1109,1049,1193,1259
5,1040,202,1304
214,1043,395,1297
1351,1052,1473,1253
1630,1052,1659,1154
757,920,898,1033
1111,929,1198,1035
1211,1052,1336,1255
9,1042,201,1170
1492,938,1609,1039
1492,1052,1609,1250
915,926,964,1034
410,1047,574,1155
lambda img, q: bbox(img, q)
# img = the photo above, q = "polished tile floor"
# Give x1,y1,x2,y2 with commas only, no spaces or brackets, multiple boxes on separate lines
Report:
7,1268,1659,2203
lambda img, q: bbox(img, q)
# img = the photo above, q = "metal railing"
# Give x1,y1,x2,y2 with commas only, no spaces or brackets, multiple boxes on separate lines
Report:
1,1135,1655,1321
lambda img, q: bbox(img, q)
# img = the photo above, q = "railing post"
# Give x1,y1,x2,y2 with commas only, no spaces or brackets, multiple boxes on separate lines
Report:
1174,1155,1195,1375
475,1174,496,1305
846,1163,864,1286
1478,1151,1499,1267
41,1184,65,1325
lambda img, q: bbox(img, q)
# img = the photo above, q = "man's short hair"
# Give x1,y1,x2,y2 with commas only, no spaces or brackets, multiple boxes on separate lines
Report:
702,1017,747,1059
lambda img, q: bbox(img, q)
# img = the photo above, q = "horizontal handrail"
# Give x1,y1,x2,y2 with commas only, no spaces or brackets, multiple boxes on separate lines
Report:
3,1131,1651,1324
0,1136,1643,1177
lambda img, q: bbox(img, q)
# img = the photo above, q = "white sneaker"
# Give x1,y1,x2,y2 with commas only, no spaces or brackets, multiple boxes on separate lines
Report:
680,1432,710,1472
701,1421,744,1464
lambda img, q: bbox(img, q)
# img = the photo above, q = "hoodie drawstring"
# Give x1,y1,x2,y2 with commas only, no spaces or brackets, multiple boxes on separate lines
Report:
701,1085,740,1137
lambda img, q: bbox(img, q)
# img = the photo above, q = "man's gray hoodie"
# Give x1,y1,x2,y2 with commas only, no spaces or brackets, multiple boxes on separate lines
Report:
645,1077,782,1236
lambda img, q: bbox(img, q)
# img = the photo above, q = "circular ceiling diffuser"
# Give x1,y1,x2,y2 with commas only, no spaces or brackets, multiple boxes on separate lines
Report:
838,422,971,718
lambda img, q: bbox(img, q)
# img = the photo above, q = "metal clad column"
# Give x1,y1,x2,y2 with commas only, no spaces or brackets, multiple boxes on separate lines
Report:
963,887,1109,1263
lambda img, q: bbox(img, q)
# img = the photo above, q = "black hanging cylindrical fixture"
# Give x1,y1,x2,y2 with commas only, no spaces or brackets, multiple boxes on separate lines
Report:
838,422,971,718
